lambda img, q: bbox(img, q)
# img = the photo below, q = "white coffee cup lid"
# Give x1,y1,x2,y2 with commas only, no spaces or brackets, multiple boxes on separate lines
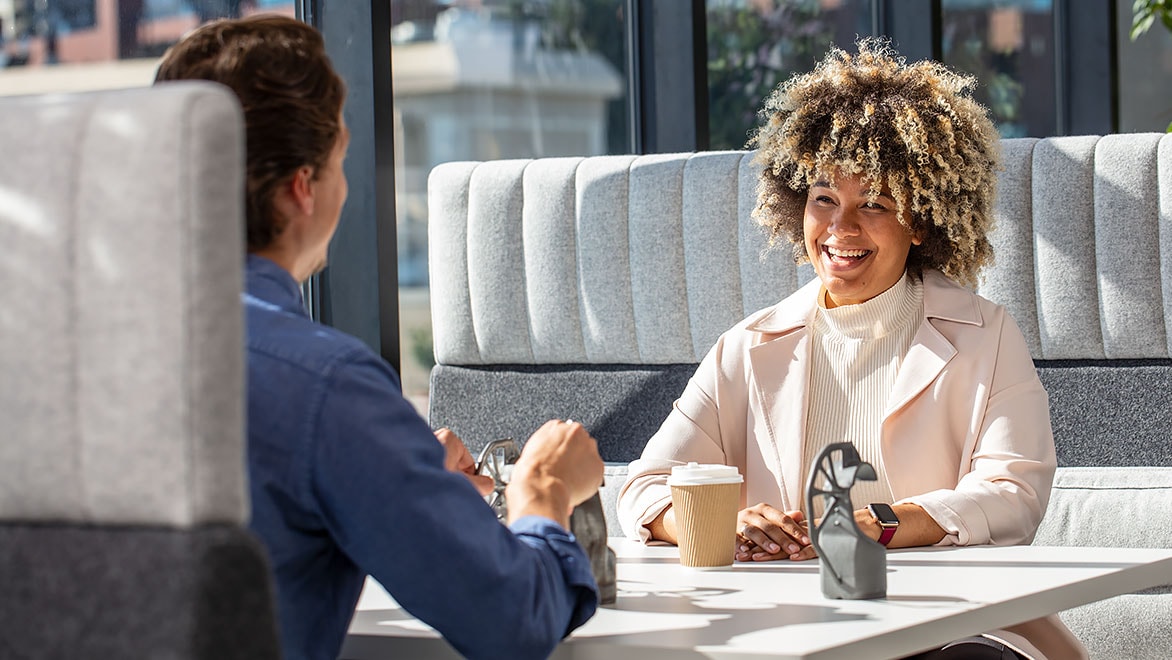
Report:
666,462,743,486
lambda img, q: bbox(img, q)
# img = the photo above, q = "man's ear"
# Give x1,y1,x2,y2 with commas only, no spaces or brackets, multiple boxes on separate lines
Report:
287,165,316,217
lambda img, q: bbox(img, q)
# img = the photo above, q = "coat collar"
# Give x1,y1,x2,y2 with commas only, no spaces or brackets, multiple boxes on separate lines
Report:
746,269,982,335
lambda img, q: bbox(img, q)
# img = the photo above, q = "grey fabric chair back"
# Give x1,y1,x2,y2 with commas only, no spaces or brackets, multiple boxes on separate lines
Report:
0,83,280,660
427,135,1172,658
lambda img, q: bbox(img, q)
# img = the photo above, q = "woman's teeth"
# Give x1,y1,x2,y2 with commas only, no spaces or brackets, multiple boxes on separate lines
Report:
826,246,870,259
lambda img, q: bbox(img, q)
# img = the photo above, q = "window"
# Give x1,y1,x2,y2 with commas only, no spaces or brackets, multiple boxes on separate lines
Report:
1117,0,1172,132
706,0,873,151
0,1,294,95
940,0,1056,138
390,0,632,409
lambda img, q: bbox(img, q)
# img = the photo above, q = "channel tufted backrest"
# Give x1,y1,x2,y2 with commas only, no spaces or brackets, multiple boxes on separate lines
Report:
0,83,279,660
429,152,815,367
979,134,1172,360
431,135,1172,370
0,82,249,526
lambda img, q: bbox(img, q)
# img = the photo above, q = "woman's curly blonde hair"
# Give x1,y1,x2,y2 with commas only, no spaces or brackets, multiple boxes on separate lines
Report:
751,38,1000,288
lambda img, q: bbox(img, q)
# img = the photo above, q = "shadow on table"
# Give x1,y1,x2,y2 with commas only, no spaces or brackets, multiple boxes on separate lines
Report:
888,558,1140,569
585,579,871,651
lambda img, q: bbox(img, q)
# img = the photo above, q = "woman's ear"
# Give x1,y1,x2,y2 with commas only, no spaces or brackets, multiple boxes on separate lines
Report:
907,222,924,246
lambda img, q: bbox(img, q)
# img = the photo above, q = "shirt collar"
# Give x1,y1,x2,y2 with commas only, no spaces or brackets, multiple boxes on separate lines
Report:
245,253,308,317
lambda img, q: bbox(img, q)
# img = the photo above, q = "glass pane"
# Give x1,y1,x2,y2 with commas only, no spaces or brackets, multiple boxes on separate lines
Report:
940,0,1054,138
391,0,632,410
1117,0,1172,132
0,1,295,97
706,0,874,151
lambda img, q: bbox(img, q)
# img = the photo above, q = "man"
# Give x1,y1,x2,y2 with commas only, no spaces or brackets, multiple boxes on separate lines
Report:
155,15,604,660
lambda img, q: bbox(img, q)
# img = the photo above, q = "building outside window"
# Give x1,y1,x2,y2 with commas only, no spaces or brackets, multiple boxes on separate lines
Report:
0,0,293,94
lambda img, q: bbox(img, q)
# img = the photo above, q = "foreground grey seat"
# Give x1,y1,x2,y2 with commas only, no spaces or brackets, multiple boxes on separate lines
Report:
0,83,279,659
427,135,1172,659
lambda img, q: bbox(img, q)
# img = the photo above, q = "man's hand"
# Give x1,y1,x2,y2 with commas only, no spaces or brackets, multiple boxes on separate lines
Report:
434,428,495,496
736,503,814,561
505,420,604,528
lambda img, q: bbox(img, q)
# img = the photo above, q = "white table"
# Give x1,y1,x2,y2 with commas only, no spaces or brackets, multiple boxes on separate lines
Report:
341,539,1172,660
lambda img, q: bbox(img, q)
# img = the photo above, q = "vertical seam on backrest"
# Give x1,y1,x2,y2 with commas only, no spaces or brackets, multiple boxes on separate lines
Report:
181,90,197,526
677,153,691,365
736,151,750,327
466,163,480,363
1091,137,1111,358
519,159,536,364
1159,134,1172,358
74,95,96,522
570,157,589,363
626,157,641,362
574,158,591,362
568,159,587,362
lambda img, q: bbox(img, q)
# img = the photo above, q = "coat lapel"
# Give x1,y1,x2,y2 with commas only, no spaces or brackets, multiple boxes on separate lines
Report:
748,332,810,511
746,279,820,510
885,322,955,418
886,270,983,419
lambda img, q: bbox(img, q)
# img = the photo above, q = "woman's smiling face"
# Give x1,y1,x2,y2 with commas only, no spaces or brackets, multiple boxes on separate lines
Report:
803,173,921,308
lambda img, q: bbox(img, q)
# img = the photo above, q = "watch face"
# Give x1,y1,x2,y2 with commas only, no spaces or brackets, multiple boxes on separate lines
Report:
868,503,899,526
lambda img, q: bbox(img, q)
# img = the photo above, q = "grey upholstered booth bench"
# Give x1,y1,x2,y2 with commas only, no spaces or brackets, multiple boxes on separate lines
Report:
426,134,1172,659
0,84,280,658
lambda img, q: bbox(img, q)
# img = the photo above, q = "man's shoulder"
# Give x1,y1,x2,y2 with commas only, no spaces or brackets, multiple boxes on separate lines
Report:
246,300,384,380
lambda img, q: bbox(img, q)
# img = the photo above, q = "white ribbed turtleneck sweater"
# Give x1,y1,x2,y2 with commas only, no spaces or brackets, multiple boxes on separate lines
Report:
803,273,924,517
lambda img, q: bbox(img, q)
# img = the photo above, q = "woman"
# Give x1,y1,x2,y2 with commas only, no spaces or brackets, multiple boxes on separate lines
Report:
616,40,1086,659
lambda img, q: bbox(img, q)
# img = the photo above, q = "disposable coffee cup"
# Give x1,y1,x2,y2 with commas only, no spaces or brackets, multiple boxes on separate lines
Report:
668,462,743,568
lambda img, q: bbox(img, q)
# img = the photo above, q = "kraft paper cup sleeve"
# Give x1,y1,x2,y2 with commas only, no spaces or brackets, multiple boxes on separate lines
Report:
671,482,741,568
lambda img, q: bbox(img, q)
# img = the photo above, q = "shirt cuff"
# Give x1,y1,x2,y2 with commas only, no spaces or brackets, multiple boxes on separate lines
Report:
509,515,600,634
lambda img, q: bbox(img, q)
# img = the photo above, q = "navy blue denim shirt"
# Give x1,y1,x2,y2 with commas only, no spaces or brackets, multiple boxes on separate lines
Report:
244,255,598,660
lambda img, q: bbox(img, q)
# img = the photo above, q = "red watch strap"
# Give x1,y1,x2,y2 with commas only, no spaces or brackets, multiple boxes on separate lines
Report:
877,526,897,546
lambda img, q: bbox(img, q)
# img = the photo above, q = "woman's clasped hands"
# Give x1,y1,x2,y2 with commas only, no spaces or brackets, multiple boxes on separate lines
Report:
736,503,814,562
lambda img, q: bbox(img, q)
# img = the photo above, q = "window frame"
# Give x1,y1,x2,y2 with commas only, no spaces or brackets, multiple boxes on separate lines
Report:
299,0,402,372
311,0,1118,375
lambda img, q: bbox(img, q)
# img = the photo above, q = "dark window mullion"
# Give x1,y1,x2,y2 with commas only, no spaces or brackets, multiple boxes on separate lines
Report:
877,0,940,63
1056,0,1116,135
631,0,707,154
299,0,401,372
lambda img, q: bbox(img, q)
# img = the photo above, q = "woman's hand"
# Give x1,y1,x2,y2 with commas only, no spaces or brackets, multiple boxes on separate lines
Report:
736,503,815,561
434,428,495,496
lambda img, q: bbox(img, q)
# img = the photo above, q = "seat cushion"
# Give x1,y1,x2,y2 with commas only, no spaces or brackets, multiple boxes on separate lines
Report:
0,524,280,660
429,363,695,462
1034,467,1172,659
1035,360,1172,467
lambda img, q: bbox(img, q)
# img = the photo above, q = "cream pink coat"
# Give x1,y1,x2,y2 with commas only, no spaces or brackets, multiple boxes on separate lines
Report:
617,269,1085,659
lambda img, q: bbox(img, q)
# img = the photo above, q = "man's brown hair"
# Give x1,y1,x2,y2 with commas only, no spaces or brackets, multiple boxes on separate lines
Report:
155,14,346,251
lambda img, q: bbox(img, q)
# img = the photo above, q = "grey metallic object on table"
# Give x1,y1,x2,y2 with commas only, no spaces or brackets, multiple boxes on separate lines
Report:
806,442,886,600
475,439,617,604
475,438,521,521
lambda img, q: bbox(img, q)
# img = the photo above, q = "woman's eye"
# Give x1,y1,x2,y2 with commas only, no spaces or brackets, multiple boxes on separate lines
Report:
813,195,835,204
862,201,888,211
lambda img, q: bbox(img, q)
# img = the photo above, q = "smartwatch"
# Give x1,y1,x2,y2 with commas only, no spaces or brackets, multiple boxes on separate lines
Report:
867,503,900,546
